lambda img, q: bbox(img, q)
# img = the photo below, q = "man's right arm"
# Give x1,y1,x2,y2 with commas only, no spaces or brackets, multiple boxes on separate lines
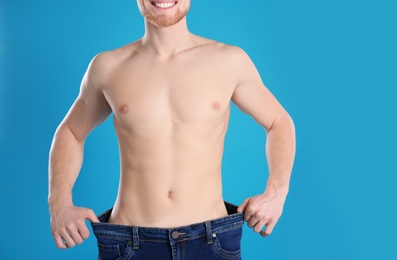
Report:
48,53,112,249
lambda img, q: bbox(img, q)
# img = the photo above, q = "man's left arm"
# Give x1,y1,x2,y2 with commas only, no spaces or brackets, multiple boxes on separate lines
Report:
229,46,296,237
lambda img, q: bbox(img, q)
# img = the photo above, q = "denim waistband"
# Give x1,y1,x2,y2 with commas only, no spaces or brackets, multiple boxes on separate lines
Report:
91,201,244,245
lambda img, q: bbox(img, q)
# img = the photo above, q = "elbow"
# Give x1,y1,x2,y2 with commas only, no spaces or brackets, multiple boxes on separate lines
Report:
54,123,85,145
266,111,295,134
285,112,295,134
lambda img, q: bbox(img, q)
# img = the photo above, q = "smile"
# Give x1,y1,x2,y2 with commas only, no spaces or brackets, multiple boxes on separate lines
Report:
151,2,177,9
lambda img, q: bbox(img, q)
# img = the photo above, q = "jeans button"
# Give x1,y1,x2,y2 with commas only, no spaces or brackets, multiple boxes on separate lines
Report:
172,231,180,239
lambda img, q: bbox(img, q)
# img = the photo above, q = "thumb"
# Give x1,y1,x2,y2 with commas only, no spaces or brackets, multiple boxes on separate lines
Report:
84,208,100,223
237,198,250,213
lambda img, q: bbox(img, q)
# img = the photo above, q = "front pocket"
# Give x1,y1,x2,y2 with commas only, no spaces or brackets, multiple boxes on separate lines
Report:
98,239,133,260
211,227,242,259
98,243,121,260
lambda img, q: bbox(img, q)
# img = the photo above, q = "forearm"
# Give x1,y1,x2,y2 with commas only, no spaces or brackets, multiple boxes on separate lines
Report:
48,124,84,208
265,113,296,196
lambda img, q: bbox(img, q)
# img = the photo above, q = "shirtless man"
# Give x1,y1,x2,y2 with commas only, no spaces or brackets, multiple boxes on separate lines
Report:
48,0,295,259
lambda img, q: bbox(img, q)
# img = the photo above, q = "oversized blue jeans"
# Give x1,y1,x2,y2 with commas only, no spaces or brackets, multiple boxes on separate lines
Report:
90,201,244,260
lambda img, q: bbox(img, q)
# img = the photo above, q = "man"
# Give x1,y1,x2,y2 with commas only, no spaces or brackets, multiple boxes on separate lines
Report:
48,0,295,259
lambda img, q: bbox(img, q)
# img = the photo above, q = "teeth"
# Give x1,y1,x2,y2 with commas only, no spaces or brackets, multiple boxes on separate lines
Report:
154,2,176,8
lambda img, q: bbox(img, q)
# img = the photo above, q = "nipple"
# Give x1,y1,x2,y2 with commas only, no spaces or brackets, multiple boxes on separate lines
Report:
211,102,221,111
119,104,129,114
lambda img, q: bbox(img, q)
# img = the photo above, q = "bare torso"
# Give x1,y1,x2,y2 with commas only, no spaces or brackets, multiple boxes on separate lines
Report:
49,23,293,249
101,37,237,227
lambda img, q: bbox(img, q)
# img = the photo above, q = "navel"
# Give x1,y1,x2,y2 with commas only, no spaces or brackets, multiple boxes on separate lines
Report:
168,190,173,199
119,104,129,114
211,101,221,111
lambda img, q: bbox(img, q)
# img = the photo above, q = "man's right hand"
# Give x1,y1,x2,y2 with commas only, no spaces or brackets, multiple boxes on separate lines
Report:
50,204,100,249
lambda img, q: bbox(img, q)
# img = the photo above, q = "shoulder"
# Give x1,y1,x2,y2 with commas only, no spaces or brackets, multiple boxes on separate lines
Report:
84,41,140,85
195,39,251,65
205,42,255,80
90,41,140,71
217,44,257,76
201,42,260,84
218,44,251,65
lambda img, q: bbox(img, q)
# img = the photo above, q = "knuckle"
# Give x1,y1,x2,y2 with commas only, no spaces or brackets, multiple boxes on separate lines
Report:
76,219,85,226
267,217,275,224
59,228,67,236
81,231,90,239
246,206,255,213
77,222,88,231
85,208,93,216
253,211,262,218
65,224,75,231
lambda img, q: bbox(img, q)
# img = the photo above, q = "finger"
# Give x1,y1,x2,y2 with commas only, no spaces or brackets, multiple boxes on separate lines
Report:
60,230,76,248
66,225,83,247
84,208,100,223
77,223,91,240
65,222,84,245
253,220,266,233
54,233,68,249
247,216,260,228
69,228,84,245
237,198,250,213
244,204,256,222
260,223,275,237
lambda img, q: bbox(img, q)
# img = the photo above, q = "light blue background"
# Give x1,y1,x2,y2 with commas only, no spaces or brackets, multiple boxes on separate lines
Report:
1,0,396,259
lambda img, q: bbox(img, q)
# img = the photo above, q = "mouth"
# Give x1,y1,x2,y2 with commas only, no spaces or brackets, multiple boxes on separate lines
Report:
150,1,177,9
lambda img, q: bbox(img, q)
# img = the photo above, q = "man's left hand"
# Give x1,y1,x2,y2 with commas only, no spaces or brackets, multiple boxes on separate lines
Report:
237,190,287,237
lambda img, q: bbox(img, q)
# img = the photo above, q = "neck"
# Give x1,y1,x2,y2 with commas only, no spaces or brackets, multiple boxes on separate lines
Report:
141,17,192,57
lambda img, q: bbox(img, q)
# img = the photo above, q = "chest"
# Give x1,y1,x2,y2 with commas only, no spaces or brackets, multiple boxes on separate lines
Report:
103,55,236,126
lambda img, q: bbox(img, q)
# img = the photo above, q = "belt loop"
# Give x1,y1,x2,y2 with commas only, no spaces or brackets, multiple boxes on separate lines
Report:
132,227,139,249
205,221,213,244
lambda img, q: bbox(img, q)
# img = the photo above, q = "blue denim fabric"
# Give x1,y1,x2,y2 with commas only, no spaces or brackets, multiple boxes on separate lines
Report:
91,201,244,260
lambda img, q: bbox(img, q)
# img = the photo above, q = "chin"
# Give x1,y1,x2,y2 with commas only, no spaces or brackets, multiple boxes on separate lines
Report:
139,1,190,27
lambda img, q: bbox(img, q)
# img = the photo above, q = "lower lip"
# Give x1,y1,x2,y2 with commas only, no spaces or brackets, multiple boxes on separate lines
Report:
151,2,177,9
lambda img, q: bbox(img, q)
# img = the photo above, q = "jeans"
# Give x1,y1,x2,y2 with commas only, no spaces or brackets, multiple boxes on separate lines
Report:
91,201,244,260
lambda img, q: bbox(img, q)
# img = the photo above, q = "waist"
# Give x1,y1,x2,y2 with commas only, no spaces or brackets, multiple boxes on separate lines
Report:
110,193,227,227
91,201,244,241
113,168,225,226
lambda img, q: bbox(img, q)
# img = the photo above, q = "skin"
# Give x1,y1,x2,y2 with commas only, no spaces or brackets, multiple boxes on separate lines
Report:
48,0,296,249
